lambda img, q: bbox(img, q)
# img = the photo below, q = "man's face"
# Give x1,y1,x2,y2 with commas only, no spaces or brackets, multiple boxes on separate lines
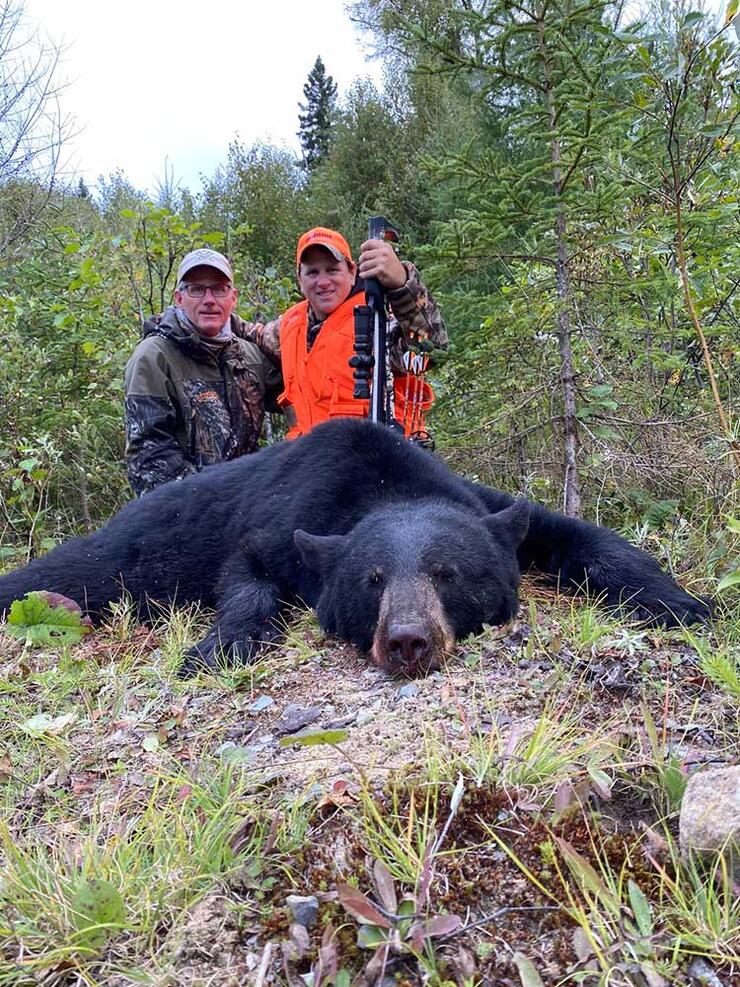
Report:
174,265,237,337
298,246,356,321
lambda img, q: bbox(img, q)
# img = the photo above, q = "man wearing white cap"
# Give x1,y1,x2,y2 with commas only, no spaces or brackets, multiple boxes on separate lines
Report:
123,249,279,495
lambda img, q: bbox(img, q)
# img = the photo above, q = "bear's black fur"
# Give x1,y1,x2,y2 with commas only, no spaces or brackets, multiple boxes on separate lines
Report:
0,419,710,676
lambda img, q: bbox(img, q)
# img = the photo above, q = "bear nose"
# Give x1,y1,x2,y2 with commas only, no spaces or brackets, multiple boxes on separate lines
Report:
386,622,431,668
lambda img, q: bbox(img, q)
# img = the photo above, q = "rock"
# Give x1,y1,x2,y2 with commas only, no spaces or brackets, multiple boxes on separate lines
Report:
324,712,357,729
687,957,725,986
249,695,274,713
356,708,375,727
275,704,322,736
679,765,739,876
397,683,419,699
285,894,319,928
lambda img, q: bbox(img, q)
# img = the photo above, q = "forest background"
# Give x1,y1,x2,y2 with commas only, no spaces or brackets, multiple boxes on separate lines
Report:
1,0,739,594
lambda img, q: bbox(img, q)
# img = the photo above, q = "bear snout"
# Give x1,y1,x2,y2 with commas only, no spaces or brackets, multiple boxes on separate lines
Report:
370,577,454,677
386,622,433,669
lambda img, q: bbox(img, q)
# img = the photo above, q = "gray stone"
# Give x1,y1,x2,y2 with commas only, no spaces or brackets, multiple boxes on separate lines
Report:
324,712,357,729
687,957,725,986
679,765,739,877
275,704,322,736
286,894,319,928
249,695,274,713
397,683,420,699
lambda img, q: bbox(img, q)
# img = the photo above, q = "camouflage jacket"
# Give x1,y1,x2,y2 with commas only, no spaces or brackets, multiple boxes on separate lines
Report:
123,307,280,496
236,262,448,374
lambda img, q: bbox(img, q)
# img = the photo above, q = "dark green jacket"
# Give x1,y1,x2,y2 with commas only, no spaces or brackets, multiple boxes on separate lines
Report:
124,307,279,495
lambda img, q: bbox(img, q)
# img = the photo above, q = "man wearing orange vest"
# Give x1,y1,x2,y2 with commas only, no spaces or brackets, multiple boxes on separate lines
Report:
240,227,447,440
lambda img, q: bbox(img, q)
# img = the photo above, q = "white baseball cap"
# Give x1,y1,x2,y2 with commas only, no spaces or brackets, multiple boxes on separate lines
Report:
177,248,233,283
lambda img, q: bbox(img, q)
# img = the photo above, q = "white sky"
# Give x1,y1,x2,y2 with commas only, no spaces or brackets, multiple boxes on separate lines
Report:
24,0,383,195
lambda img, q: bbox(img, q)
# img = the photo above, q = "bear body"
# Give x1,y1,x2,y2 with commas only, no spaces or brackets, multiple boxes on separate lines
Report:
0,419,710,675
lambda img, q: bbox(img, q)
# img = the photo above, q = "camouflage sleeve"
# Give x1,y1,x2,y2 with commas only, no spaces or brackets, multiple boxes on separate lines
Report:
123,347,196,496
234,316,283,367
386,262,448,350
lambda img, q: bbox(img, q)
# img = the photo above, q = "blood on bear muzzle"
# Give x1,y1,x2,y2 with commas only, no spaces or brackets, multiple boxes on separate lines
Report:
371,577,454,677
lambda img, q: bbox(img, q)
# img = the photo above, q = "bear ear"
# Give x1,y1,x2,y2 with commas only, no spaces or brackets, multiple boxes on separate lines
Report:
294,530,347,575
483,498,530,551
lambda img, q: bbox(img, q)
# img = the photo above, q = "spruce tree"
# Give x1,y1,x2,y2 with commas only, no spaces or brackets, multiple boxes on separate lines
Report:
297,56,338,172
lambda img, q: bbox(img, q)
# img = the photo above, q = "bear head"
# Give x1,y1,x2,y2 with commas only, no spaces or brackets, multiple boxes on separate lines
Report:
294,498,530,677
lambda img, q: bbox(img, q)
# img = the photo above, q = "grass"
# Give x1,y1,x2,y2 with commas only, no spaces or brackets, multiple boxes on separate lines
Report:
0,760,269,980
0,572,738,985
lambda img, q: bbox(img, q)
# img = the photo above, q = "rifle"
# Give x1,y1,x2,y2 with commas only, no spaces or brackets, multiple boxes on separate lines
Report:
350,216,435,448
350,215,399,426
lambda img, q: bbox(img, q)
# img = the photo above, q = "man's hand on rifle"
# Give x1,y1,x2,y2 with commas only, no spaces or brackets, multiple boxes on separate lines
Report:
359,239,407,291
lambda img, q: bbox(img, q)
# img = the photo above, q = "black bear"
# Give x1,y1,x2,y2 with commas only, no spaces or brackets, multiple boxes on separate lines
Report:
0,419,710,676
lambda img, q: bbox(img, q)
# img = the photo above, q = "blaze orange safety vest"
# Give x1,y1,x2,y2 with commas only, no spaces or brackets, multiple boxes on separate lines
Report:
278,293,433,440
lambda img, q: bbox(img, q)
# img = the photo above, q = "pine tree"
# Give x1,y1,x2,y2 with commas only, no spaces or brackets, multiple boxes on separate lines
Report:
297,56,338,172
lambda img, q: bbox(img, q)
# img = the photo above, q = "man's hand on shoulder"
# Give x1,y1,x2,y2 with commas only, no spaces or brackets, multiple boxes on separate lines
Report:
359,239,407,291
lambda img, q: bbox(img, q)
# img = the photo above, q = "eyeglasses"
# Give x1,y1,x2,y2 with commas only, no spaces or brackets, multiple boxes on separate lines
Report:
181,284,233,298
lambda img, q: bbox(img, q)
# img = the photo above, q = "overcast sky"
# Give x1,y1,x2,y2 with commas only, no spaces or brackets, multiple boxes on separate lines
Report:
24,0,383,195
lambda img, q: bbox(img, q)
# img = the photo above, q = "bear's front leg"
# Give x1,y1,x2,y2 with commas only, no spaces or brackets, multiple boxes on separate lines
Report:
179,550,285,677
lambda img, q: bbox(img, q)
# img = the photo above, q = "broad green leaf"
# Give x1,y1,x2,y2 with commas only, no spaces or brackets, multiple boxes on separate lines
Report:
357,923,388,949
587,763,613,799
717,570,740,592
725,516,740,533
628,879,653,937
554,838,621,916
725,0,739,25
662,757,687,808
513,952,546,986
71,878,126,949
682,11,704,26
278,728,348,747
4,592,90,647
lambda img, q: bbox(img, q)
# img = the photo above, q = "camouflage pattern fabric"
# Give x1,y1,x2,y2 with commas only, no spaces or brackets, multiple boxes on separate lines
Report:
124,307,280,496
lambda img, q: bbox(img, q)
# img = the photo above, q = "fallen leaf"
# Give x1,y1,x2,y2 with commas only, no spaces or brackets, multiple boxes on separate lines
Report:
408,913,461,940
278,727,348,747
373,859,397,914
22,712,78,736
337,883,391,928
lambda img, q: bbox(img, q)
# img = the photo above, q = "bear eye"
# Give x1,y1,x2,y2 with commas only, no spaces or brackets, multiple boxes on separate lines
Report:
368,568,384,587
431,565,456,585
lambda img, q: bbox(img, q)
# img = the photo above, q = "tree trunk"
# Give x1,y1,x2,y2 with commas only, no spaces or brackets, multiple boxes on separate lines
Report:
540,22,582,517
